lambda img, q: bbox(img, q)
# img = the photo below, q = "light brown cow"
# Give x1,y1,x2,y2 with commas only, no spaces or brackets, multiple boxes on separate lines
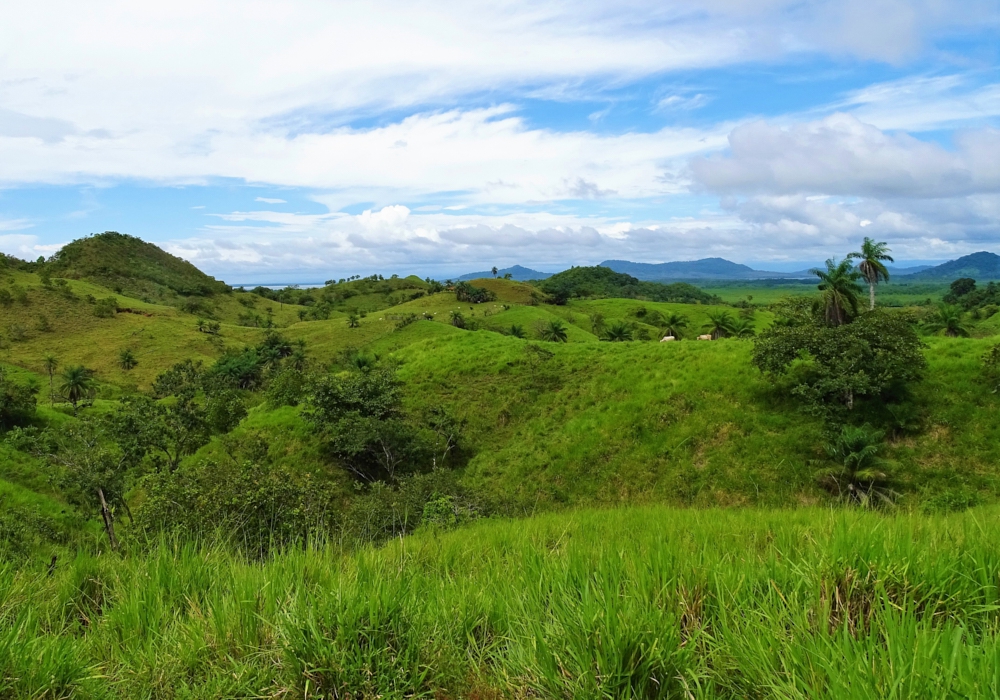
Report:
660,336,676,342
697,334,712,340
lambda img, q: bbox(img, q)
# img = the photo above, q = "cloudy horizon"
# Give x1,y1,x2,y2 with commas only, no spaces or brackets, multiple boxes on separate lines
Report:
0,0,998,281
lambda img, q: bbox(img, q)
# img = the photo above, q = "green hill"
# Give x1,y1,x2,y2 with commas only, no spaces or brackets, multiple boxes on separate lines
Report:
46,231,229,302
538,265,721,303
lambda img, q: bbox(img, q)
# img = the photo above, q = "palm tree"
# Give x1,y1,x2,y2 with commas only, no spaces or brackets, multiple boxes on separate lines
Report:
702,310,736,340
509,324,526,339
346,313,360,328
59,365,95,415
42,354,58,407
589,312,606,337
813,258,863,326
450,311,466,329
602,321,633,342
729,317,756,338
660,312,688,338
491,266,499,278
538,320,568,342
820,424,892,506
924,304,970,337
118,348,137,370
848,237,894,310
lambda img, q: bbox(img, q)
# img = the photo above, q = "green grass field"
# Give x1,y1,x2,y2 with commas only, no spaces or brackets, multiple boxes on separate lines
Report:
7,506,1000,698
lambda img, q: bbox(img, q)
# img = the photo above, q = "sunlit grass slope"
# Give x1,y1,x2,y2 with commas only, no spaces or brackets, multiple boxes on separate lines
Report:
8,505,1000,698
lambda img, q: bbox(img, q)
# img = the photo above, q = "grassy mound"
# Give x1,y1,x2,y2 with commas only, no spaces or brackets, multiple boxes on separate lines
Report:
6,505,1000,698
46,232,229,301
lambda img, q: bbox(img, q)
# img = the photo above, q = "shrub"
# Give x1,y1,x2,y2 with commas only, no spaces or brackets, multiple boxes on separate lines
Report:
0,368,37,429
93,297,118,318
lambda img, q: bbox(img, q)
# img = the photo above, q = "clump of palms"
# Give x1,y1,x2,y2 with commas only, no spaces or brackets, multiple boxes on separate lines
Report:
450,311,466,329
59,365,96,415
660,312,688,339
118,348,138,370
508,324,526,339
813,258,863,326
702,310,735,340
924,304,969,338
729,317,756,338
819,424,893,507
537,319,568,343
602,321,633,342
848,237,893,310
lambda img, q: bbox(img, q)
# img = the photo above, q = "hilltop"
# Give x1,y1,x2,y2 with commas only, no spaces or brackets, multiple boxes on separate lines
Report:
601,257,803,280
539,265,721,303
457,264,551,281
899,251,1000,281
46,231,229,301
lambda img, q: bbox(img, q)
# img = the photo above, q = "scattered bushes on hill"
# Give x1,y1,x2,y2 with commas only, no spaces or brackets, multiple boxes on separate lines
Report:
454,281,495,303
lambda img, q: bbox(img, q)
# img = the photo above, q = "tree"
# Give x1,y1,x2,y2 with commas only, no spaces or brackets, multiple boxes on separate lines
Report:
752,310,926,418
59,365,96,415
509,324,526,339
602,321,633,342
0,368,37,429
538,319,568,343
589,312,606,337
346,313,360,328
118,348,138,370
702,310,735,339
983,343,1000,394
820,424,893,506
106,392,210,473
848,237,893,310
924,304,969,338
42,354,58,407
729,317,756,338
450,311,466,329
491,266,499,278
660,312,688,338
949,277,976,299
813,258,863,326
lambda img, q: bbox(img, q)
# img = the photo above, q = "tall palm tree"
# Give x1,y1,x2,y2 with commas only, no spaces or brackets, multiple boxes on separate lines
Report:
660,312,688,338
491,266,498,278
42,354,58,407
538,319,568,342
924,304,970,337
59,365,95,415
848,237,894,310
702,310,736,340
813,258,863,327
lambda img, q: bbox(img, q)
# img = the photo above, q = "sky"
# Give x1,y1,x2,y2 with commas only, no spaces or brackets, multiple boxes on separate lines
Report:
0,1,998,283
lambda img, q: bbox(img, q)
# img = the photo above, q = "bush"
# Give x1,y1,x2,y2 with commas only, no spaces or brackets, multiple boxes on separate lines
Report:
0,368,37,429
265,367,309,408
93,297,118,318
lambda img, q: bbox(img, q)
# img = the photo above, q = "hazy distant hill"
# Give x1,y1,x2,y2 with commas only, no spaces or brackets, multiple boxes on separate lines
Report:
600,258,802,281
898,252,1000,281
457,265,551,281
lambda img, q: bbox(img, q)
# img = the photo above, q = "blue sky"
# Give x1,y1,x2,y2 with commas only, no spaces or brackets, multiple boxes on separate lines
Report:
0,1,998,283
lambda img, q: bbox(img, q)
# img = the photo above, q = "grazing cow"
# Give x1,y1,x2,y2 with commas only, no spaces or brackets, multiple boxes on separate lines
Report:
660,336,676,342
697,334,712,340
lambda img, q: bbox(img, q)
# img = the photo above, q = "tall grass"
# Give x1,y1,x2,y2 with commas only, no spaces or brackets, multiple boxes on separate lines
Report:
5,506,1000,698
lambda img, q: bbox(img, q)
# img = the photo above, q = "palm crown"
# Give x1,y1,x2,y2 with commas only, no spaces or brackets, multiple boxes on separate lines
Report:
848,237,893,310
813,258,863,327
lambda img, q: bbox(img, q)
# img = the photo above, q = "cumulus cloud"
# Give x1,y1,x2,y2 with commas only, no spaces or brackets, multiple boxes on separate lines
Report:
691,114,1000,198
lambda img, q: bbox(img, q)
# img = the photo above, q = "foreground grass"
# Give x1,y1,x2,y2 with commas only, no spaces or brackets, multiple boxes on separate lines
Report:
6,506,1000,698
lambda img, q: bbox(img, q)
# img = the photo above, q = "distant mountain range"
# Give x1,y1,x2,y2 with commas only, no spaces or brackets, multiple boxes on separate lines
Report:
897,252,1000,281
456,253,998,285
600,258,805,280
457,265,551,281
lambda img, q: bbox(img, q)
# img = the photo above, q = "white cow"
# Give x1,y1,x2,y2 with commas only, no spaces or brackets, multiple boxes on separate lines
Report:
660,336,676,342
697,334,712,341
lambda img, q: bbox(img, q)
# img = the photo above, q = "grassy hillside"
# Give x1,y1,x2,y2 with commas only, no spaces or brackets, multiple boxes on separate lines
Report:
46,231,229,301
7,505,1000,698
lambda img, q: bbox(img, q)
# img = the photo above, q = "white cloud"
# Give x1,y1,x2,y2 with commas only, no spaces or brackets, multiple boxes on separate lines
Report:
690,113,1000,198
254,197,287,204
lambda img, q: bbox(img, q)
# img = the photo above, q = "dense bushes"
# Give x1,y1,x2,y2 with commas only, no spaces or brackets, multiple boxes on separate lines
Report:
0,369,37,429
538,265,721,304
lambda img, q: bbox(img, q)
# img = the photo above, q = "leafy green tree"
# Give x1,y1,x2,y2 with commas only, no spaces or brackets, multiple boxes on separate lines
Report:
118,348,138,370
949,277,976,299
346,313,360,328
0,368,37,429
538,319,568,342
59,365,96,415
602,321,633,342
848,237,893,310
509,324,526,339
106,392,210,473
813,258,863,326
42,354,58,407
752,310,926,418
983,343,1000,394
820,424,893,506
924,304,969,337
660,312,688,338
702,310,736,339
